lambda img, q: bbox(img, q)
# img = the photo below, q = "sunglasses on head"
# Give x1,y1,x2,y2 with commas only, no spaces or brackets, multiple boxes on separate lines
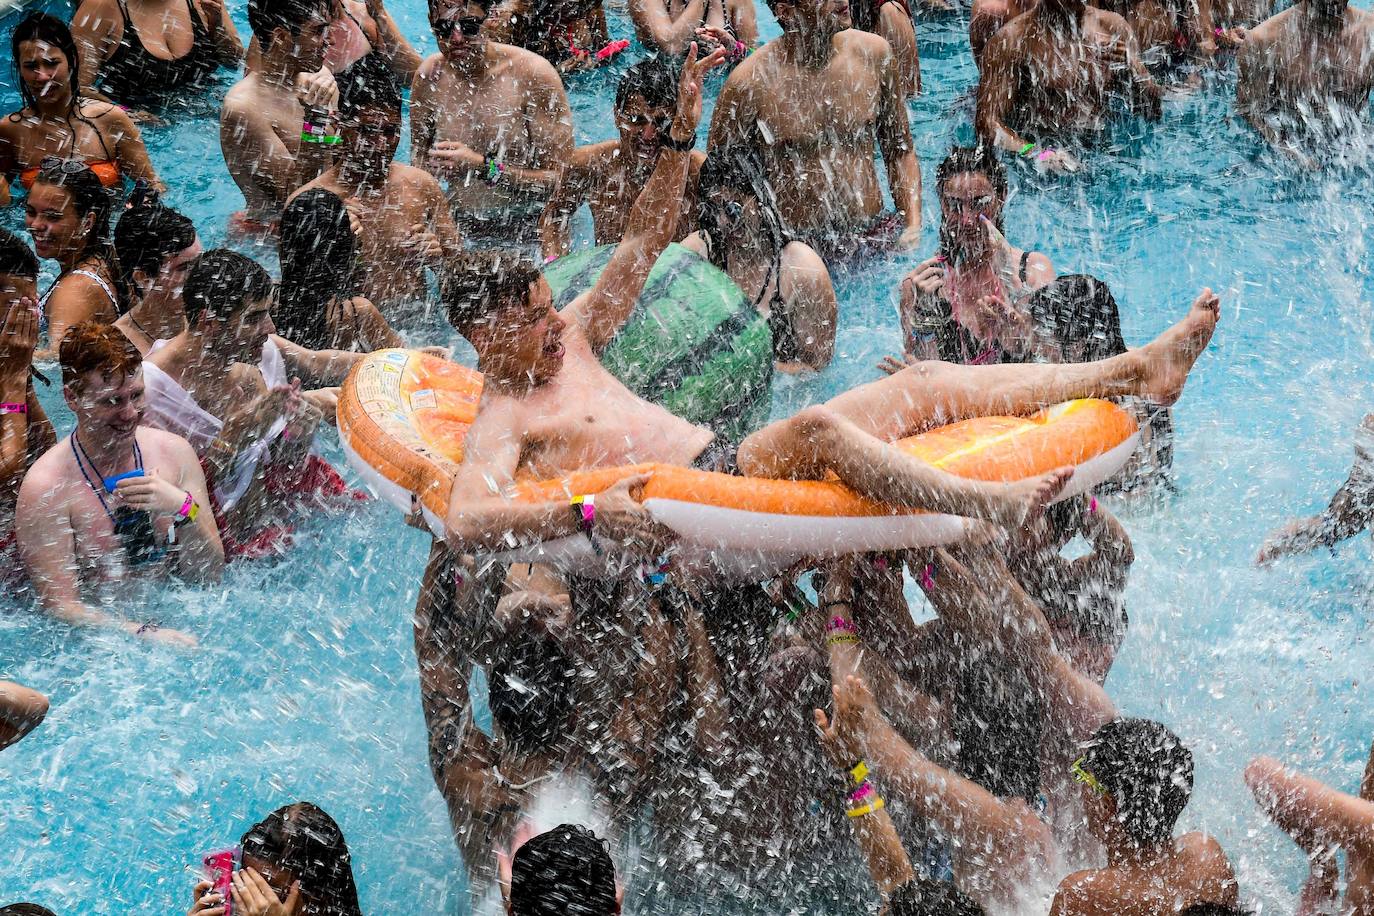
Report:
432,15,485,37
40,156,94,176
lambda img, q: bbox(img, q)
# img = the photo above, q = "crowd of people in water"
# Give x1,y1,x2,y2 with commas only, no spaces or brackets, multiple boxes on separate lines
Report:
0,0,1372,907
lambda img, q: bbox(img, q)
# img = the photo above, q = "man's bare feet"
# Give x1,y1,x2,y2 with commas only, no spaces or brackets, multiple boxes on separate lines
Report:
994,466,1075,531
1136,288,1221,406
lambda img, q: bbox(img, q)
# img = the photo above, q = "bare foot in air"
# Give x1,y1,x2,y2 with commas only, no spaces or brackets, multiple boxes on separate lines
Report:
994,466,1075,530
1137,288,1221,406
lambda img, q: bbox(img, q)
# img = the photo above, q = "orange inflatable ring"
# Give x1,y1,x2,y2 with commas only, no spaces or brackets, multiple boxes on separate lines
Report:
339,350,1141,567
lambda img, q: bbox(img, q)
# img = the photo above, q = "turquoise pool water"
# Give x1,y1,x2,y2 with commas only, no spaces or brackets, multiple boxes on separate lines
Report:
2,1,1373,912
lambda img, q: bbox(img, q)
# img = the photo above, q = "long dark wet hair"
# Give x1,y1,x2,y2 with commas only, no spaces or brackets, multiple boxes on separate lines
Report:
240,802,364,916
935,144,1008,264
34,158,126,310
849,0,913,35
1026,274,1128,361
279,189,356,350
696,144,789,272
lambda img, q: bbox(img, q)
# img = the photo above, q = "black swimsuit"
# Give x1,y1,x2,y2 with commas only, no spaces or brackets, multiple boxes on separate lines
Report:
910,251,1032,366
99,0,222,102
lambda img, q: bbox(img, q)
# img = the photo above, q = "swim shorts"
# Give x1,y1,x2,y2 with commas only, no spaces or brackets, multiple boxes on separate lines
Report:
796,211,904,266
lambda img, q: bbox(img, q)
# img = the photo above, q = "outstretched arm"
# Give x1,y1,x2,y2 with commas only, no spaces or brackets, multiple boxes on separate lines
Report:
1245,753,1374,854
1258,422,1374,564
562,44,727,353
813,676,917,901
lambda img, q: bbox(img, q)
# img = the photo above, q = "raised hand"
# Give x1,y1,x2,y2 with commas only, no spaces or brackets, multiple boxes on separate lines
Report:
0,297,39,377
295,66,338,112
188,879,226,916
670,42,730,144
230,868,300,916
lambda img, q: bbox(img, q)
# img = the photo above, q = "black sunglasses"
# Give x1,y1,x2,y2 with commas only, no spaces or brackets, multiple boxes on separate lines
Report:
432,15,485,37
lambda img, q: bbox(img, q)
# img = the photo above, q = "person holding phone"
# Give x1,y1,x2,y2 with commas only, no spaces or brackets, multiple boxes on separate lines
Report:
15,321,223,646
187,802,364,916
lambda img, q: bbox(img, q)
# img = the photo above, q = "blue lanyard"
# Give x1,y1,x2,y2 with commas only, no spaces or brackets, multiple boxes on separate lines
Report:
70,433,143,524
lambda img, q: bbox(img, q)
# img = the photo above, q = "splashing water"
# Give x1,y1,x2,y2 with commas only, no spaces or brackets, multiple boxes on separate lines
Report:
0,0,1372,913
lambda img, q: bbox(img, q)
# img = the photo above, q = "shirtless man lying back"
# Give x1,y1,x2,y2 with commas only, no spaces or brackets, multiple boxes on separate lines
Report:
437,47,1222,564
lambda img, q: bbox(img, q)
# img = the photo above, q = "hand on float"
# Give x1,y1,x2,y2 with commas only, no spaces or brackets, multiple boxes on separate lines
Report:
231,868,300,916
113,469,190,517
595,473,678,555
301,387,339,425
670,43,729,145
189,879,226,916
0,296,39,378
342,198,365,237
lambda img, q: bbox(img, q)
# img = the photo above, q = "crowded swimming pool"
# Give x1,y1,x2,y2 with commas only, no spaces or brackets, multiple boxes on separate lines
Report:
0,0,1372,912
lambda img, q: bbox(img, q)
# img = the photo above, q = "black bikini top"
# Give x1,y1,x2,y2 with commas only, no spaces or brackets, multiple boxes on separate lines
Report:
99,0,221,102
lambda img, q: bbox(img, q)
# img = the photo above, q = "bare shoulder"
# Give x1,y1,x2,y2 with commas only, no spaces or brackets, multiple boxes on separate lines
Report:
1245,8,1289,43
575,140,619,169
1087,6,1134,36
137,426,200,465
780,240,829,275
1175,831,1235,873
839,27,893,62
391,161,445,193
20,439,70,490
73,0,122,26
498,42,564,88
1051,867,1121,915
220,77,259,115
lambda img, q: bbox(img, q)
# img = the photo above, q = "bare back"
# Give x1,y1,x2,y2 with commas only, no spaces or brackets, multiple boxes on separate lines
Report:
1051,833,1239,916
1244,6,1374,128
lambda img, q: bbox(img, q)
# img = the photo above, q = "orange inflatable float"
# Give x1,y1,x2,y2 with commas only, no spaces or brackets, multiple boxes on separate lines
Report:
339,350,1141,565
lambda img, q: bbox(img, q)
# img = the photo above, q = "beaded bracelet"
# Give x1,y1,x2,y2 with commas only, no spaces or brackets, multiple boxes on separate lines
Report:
846,797,886,818
569,494,595,533
484,157,506,185
849,760,869,785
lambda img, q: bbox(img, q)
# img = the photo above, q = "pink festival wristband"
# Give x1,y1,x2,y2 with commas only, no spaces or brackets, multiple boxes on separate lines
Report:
0,402,26,415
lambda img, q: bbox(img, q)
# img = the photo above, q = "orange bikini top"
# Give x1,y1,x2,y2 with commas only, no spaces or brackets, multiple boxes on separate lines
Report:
19,159,122,190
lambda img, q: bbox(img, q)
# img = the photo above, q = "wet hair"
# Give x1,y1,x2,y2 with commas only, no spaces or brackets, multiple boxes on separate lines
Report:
614,57,678,114
936,145,1007,258
1026,275,1128,363
0,905,59,916
113,188,196,296
337,54,402,120
59,320,141,389
1079,718,1194,846
240,802,363,916
430,0,496,14
936,144,1009,202
11,13,81,114
509,824,617,916
248,0,331,46
887,878,986,916
850,0,912,35
183,250,274,325
953,654,1044,804
1181,907,1253,916
440,250,543,334
32,158,125,309
487,627,577,756
696,144,789,270
279,190,355,350
0,228,39,280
